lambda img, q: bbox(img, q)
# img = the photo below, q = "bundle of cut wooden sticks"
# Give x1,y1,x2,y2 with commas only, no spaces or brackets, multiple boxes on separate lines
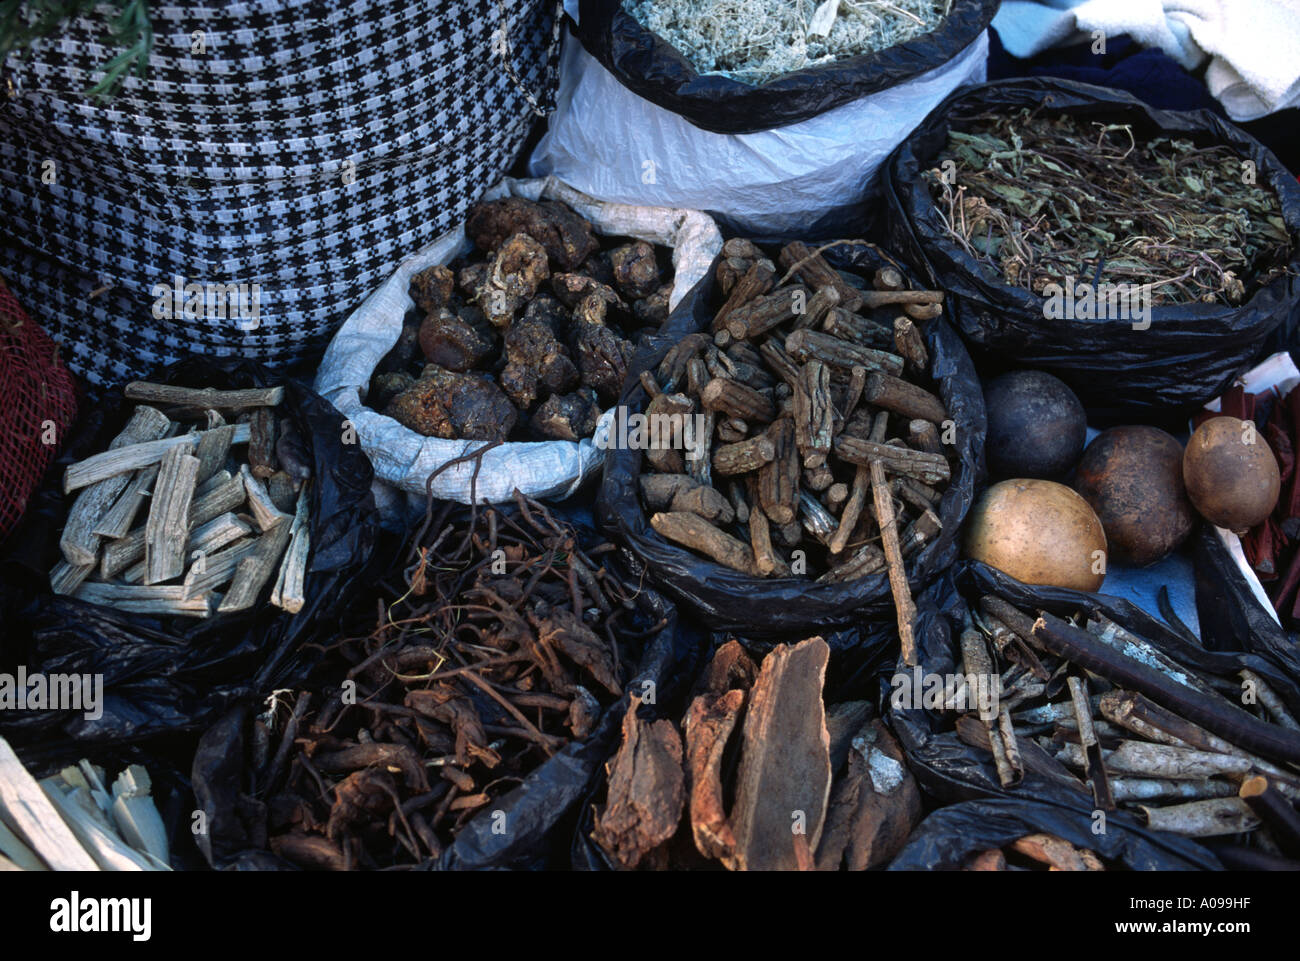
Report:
51,382,311,619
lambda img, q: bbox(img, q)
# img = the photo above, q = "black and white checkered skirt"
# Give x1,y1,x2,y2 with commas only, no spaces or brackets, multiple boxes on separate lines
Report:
0,0,560,385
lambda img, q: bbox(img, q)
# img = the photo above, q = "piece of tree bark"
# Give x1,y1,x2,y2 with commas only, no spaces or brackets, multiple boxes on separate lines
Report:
873,460,918,666
651,511,757,575
242,464,290,531
830,464,870,556
757,417,799,525
748,502,789,577
592,699,685,870
758,337,800,388
643,392,694,474
785,329,904,377
873,268,904,292
60,407,171,565
725,637,832,871
778,242,863,312
725,285,808,340
93,463,161,540
0,737,100,870
1138,798,1259,837
904,302,943,321
893,316,929,371
100,472,246,578
835,436,950,486
640,473,699,511
714,260,776,332
825,701,873,774
217,519,294,613
822,307,893,347
64,424,249,493
793,285,841,331
712,435,775,476
247,408,278,480
684,688,745,862
815,718,921,870
804,463,834,492
700,377,775,423
75,582,215,617
144,445,200,585
908,419,943,455
854,288,943,309
968,849,1006,871
50,560,95,595
670,484,735,525
864,372,947,425
1239,776,1300,855
818,543,887,583
793,359,833,468
271,482,312,614
194,424,236,485
1010,834,1092,871
124,381,283,410
699,639,759,696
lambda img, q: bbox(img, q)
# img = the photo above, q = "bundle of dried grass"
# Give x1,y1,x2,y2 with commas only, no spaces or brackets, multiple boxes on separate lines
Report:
626,0,953,84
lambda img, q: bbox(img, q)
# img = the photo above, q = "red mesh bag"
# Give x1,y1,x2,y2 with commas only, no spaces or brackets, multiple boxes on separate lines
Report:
0,279,78,540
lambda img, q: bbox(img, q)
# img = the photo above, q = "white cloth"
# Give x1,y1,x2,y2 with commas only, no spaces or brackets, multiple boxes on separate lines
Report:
313,176,721,508
993,0,1300,120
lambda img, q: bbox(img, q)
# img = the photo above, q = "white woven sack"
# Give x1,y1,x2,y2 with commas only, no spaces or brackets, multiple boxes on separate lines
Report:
314,176,721,505
529,28,988,236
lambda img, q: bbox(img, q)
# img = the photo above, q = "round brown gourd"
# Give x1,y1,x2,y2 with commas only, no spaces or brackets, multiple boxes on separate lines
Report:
964,479,1107,591
1183,416,1280,531
1072,425,1195,566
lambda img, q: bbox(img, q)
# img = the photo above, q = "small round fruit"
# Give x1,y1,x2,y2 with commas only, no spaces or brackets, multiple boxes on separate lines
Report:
964,479,1107,591
1183,416,1280,531
983,370,1087,479
1073,426,1194,566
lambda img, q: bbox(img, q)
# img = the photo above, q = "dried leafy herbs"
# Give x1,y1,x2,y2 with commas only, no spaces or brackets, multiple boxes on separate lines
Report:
928,109,1294,306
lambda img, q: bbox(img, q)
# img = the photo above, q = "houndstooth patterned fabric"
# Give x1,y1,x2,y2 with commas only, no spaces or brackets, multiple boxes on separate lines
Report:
0,0,560,386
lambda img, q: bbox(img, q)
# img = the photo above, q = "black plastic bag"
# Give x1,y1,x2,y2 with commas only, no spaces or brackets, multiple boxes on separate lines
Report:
889,560,1300,868
888,797,1219,870
883,77,1300,425
189,538,706,871
597,243,985,637
0,357,382,745
573,0,998,134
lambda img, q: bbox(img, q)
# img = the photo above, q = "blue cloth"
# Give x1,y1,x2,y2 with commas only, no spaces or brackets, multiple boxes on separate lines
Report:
988,28,1220,111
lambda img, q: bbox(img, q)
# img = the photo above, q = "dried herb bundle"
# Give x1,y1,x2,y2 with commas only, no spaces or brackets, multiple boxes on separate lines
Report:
929,109,1293,305
945,594,1300,858
627,0,953,84
261,495,644,869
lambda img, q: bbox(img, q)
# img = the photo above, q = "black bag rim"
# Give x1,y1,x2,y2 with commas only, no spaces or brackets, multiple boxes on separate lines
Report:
573,0,999,135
